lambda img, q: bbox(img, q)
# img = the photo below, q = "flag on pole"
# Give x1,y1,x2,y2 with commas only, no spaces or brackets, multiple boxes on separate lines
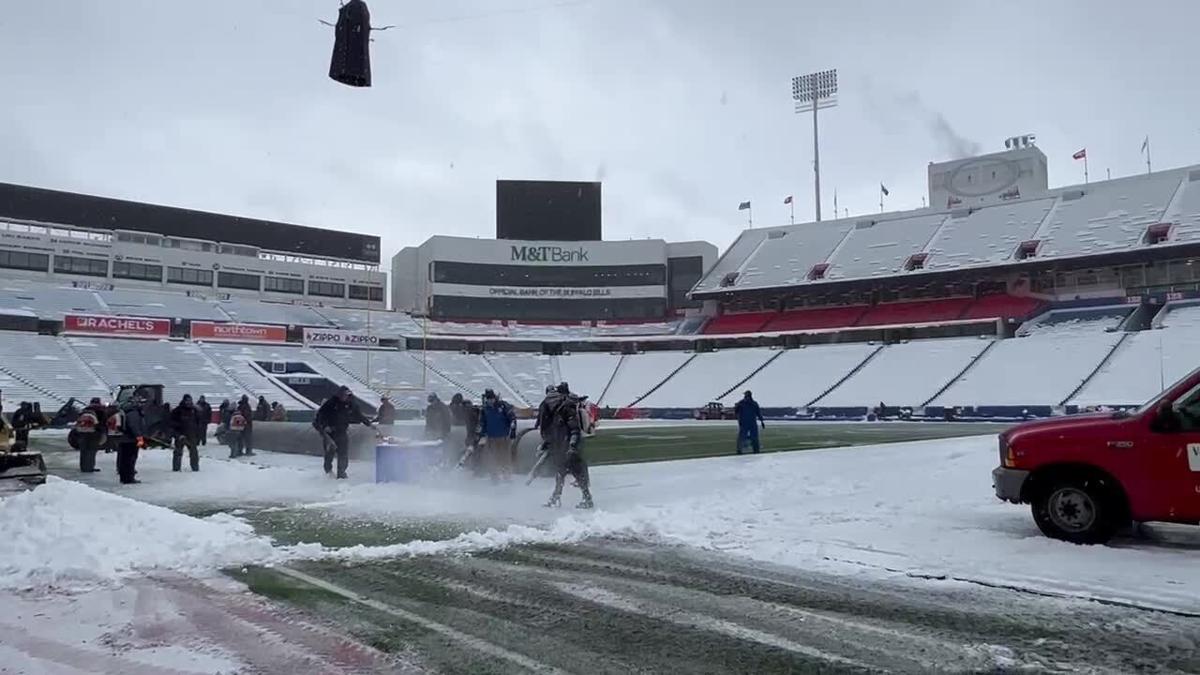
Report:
1073,148,1087,160
783,195,793,205
1141,136,1150,153
880,184,889,196
738,201,751,211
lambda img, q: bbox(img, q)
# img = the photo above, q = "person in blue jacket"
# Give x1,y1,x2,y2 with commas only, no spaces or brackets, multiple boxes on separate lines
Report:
475,389,516,481
733,390,765,454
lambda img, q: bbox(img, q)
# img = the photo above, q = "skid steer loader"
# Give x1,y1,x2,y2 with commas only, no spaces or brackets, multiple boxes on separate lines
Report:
0,393,48,494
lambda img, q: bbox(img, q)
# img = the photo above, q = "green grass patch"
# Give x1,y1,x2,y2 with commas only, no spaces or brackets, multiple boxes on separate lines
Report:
584,422,1008,465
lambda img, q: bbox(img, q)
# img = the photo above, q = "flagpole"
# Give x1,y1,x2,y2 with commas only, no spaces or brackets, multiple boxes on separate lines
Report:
789,200,794,225
833,188,838,220
1145,137,1152,174
748,204,753,228
1084,154,1089,184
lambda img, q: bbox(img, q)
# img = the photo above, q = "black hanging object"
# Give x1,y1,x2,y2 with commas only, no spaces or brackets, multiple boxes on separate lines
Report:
329,0,372,87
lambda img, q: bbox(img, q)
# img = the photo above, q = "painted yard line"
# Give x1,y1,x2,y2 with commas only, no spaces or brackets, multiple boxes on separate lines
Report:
275,567,565,674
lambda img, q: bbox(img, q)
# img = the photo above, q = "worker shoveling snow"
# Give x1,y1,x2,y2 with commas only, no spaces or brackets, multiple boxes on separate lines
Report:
0,477,291,592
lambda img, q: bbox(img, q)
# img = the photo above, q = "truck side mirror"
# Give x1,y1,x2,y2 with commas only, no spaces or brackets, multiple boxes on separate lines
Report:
1152,401,1180,433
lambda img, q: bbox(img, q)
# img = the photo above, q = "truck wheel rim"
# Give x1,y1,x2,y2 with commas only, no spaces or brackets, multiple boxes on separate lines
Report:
1049,487,1096,533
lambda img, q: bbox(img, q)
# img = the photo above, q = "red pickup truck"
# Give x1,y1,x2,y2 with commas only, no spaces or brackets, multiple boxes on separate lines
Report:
993,367,1200,544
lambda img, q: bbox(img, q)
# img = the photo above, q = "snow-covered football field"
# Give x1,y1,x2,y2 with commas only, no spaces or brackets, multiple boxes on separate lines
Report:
3,423,1198,672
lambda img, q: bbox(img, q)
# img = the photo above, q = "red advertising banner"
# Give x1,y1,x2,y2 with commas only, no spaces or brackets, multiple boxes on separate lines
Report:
63,314,171,338
190,321,287,344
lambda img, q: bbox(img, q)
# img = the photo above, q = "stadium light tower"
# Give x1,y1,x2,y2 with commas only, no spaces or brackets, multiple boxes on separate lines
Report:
793,69,838,222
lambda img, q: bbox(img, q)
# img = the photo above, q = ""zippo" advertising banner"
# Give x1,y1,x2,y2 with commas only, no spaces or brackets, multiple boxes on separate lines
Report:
63,314,171,338
190,321,287,344
302,327,380,349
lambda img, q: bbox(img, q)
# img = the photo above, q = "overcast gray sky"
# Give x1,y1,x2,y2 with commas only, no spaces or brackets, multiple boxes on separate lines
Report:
2,0,1198,263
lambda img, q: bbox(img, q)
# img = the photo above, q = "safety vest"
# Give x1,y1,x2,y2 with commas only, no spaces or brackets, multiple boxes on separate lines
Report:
76,410,99,433
230,412,248,432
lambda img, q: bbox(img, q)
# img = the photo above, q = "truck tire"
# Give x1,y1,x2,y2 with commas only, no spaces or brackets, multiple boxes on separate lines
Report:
1030,474,1124,545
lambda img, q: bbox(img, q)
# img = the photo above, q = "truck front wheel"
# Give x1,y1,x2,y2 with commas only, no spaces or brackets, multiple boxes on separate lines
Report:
1031,475,1124,545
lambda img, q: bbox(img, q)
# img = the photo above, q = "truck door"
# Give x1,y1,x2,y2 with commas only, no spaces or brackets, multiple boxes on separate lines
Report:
1146,383,1200,522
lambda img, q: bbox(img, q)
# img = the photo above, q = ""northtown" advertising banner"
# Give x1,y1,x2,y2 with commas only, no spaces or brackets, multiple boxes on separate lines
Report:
190,321,287,344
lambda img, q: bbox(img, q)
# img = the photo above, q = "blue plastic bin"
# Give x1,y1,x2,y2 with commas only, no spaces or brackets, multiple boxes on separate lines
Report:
375,441,442,483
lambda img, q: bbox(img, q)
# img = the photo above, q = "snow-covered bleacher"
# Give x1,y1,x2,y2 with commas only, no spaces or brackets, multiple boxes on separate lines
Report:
694,165,1197,295
1068,330,1197,407
96,288,227,321
66,337,242,403
600,351,695,407
932,332,1124,407
1158,302,1200,329
828,213,948,280
925,198,1055,271
1037,172,1181,259
419,351,521,403
637,348,777,408
720,343,878,408
733,221,853,288
1070,301,1200,406
486,353,554,406
555,353,621,403
215,299,330,327
0,282,103,319
816,338,991,407
194,342,317,409
1018,306,1131,336
314,306,423,335
313,348,453,408
0,333,108,404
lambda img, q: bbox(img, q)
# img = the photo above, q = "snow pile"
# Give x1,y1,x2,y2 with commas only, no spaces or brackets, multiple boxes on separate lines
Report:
0,477,286,591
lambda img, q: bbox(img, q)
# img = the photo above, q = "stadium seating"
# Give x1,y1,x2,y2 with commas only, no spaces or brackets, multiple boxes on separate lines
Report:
419,351,522,403
1068,330,1189,407
65,337,238,404
762,306,869,332
925,198,1056,271
310,306,423,335
215,299,330,327
0,332,109,404
856,298,975,327
702,312,774,335
815,338,991,407
486,353,555,406
0,282,103,319
555,353,622,404
1158,303,1200,329
959,295,1044,321
195,343,321,409
1018,306,1132,336
601,351,695,407
931,332,1124,407
826,213,948,281
637,348,778,407
695,165,1197,295
96,288,227,321
1038,172,1183,259
720,343,879,408
313,348,457,408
